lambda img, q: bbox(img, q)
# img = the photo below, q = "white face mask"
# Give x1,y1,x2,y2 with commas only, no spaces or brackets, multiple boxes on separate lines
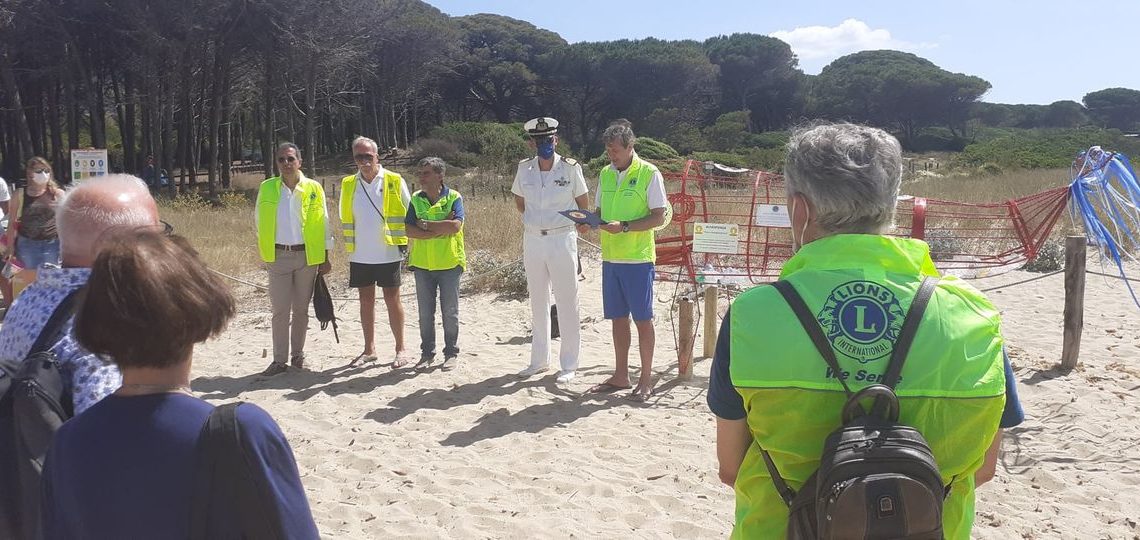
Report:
32,171,50,184
790,197,810,253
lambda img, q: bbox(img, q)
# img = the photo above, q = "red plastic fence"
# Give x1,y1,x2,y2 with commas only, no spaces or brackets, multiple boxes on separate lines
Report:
655,160,1071,286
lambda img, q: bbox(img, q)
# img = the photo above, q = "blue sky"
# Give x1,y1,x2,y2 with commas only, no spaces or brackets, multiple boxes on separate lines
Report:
427,0,1140,105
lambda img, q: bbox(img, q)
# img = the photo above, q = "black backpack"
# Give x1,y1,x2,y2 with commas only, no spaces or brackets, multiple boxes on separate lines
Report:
190,402,287,540
0,289,82,540
765,277,945,540
312,274,339,343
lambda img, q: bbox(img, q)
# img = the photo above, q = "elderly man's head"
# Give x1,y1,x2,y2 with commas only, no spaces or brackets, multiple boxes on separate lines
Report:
55,174,160,267
784,123,903,247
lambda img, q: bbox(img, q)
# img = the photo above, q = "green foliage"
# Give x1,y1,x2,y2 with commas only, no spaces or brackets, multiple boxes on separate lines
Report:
704,33,803,131
960,127,1140,169
811,50,990,142
908,127,969,152
703,111,750,151
425,122,530,169
217,190,250,209
978,162,1003,176
744,131,789,149
1083,87,1140,131
585,137,682,174
692,147,784,172
642,108,706,154
165,192,212,213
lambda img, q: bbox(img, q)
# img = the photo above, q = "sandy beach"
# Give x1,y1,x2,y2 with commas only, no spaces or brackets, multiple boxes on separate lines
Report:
188,253,1140,539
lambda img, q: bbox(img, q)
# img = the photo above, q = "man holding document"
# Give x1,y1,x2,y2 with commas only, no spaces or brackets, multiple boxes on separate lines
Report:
512,117,590,383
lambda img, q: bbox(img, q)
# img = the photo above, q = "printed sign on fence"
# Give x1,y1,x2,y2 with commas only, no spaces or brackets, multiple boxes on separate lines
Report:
71,149,108,182
693,222,740,254
754,204,791,228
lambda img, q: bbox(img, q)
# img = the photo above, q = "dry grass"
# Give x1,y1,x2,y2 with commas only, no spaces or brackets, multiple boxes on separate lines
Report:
904,168,1070,202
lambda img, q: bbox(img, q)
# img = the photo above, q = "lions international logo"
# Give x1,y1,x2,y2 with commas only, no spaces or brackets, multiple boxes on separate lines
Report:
817,281,905,364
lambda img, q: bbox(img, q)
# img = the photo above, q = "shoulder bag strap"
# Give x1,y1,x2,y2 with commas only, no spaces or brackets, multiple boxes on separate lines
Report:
771,280,854,397
190,402,284,540
28,289,83,355
357,175,386,222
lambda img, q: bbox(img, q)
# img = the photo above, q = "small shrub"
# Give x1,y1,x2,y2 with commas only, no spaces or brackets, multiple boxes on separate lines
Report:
413,138,461,163
166,192,212,213
923,229,963,262
217,190,250,209
461,248,528,297
978,162,1003,176
1024,239,1064,273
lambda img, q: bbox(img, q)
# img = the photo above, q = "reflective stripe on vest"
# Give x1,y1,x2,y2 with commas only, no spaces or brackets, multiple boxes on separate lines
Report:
407,189,465,271
256,176,328,266
599,155,657,262
727,235,1006,540
339,171,409,253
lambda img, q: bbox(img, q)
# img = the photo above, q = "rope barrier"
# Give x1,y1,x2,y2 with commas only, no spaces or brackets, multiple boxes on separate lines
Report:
978,270,1064,293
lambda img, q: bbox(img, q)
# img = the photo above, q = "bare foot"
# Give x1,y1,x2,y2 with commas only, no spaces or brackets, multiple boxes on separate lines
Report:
587,376,632,394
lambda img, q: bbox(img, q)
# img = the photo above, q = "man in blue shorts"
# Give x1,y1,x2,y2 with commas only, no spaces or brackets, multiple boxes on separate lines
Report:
588,120,668,401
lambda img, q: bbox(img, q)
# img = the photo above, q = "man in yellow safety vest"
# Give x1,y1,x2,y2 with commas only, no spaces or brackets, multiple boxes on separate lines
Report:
255,142,333,376
587,120,668,402
339,136,412,368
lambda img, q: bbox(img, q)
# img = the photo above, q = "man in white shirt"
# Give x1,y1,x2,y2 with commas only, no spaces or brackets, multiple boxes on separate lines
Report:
339,136,413,368
255,143,333,376
512,117,590,384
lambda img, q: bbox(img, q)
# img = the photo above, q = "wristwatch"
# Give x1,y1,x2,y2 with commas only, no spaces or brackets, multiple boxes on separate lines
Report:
620,221,630,233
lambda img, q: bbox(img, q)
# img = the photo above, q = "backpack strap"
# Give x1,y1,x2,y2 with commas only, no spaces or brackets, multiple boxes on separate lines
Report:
28,289,84,356
870,276,939,416
771,280,854,397
190,402,285,540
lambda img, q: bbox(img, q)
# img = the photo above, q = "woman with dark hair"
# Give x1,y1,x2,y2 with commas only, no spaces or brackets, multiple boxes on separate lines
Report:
40,229,319,539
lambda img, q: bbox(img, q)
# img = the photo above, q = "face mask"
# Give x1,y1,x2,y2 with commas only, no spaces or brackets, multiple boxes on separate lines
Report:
537,141,555,160
790,197,810,253
32,171,50,184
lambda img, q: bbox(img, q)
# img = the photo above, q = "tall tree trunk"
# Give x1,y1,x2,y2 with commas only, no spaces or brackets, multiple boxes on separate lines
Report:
65,70,80,150
48,81,65,179
221,67,233,190
304,53,317,181
124,72,138,173
177,56,193,192
0,51,34,162
262,47,275,178
162,75,175,188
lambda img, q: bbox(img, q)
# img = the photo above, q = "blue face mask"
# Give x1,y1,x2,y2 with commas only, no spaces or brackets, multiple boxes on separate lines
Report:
537,140,555,160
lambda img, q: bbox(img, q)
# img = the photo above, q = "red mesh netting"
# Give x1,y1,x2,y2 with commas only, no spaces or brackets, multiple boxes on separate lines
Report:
655,160,1071,286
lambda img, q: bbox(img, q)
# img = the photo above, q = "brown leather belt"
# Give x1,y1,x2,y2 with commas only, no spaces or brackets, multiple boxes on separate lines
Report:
274,243,305,252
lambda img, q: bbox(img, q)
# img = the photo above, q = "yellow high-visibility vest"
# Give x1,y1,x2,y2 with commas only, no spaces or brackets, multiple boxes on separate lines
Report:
256,175,328,266
339,170,408,252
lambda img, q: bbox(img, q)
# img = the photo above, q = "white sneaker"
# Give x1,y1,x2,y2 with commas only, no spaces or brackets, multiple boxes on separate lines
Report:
517,364,550,378
555,370,576,384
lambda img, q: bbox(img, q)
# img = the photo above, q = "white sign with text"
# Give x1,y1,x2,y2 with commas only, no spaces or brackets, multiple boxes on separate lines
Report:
692,222,741,254
754,204,791,228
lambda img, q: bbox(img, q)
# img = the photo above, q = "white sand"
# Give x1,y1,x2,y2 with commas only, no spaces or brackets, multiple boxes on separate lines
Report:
189,256,1140,538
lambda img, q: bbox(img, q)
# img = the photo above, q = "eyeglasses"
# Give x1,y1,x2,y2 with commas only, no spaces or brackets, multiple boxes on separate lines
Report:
353,154,376,162
276,156,298,163
161,220,174,236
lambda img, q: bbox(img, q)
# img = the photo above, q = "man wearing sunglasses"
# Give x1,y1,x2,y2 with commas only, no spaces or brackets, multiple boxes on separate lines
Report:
339,136,413,368
255,143,333,376
512,117,589,384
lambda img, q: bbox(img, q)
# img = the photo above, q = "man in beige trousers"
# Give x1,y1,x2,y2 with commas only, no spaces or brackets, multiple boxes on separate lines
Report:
255,142,333,375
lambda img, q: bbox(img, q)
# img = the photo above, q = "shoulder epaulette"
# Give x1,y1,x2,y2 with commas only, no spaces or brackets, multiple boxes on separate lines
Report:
563,157,578,166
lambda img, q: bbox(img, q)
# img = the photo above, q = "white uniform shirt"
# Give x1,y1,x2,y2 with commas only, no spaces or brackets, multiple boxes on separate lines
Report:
350,168,412,265
512,153,588,231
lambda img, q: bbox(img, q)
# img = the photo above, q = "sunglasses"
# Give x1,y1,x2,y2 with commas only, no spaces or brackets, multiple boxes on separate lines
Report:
161,220,174,236
353,154,376,162
33,169,49,175
276,156,298,163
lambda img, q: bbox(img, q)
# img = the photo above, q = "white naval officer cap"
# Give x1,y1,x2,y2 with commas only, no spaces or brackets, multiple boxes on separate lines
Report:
524,117,558,137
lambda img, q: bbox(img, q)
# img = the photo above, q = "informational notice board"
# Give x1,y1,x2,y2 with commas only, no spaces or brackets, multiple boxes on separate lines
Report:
70,149,108,182
692,222,740,254
754,204,791,228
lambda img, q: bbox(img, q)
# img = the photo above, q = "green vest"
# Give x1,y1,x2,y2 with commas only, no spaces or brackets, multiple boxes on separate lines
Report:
339,170,409,253
728,235,1006,539
407,187,465,271
256,175,328,266
599,155,658,262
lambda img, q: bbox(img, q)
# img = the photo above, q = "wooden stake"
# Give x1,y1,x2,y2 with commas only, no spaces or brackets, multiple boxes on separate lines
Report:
1061,235,1086,370
678,297,694,380
703,285,718,358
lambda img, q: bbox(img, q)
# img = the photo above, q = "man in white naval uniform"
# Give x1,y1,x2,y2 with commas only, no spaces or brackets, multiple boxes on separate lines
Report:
512,117,590,384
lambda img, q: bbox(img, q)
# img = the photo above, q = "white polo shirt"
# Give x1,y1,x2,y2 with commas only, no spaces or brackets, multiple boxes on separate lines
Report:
511,153,588,232
350,168,412,265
